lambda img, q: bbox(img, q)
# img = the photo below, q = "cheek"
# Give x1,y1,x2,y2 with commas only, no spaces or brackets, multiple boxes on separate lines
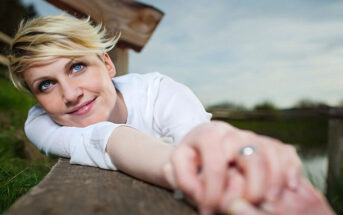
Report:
35,93,63,114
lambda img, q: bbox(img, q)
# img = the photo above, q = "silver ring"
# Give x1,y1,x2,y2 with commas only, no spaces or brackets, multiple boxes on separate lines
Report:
239,145,257,156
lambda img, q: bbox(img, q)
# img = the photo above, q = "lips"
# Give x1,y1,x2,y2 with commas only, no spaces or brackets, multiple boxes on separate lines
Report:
67,97,97,116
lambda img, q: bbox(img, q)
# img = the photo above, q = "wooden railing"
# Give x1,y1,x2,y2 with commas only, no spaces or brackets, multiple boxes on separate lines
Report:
326,108,343,197
5,158,196,215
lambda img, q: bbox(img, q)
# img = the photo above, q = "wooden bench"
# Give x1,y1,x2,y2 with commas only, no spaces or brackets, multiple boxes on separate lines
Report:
5,158,197,215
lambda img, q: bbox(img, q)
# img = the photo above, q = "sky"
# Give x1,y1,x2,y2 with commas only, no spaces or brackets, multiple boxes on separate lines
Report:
20,0,343,108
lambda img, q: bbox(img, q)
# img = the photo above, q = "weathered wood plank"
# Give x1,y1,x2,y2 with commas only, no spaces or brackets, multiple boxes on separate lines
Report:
5,158,196,215
109,47,128,76
45,0,164,52
327,118,343,197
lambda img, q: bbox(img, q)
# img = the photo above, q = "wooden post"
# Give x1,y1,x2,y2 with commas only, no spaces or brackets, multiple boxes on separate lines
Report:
327,116,343,197
109,47,128,76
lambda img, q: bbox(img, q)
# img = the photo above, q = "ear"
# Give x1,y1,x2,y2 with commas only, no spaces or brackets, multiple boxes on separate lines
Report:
103,53,116,78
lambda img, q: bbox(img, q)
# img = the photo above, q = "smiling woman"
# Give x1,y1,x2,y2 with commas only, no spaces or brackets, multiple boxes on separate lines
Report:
6,14,335,214
23,54,122,127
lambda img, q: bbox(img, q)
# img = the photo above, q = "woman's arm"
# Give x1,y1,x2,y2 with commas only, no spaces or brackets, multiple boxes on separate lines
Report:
26,104,175,188
25,104,121,170
106,126,174,188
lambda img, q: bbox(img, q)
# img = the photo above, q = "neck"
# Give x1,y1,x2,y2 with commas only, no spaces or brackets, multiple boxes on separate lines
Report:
109,89,127,124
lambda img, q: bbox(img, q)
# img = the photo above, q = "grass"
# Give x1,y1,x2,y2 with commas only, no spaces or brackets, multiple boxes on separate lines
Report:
0,74,56,214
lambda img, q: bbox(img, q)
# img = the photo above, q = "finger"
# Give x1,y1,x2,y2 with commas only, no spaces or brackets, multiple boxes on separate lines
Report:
171,146,202,202
163,162,178,189
283,145,302,190
299,179,335,215
219,168,245,213
228,199,267,215
199,133,228,210
237,150,267,203
258,138,283,202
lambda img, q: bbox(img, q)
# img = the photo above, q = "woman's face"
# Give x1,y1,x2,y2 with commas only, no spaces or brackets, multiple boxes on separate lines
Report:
24,54,117,127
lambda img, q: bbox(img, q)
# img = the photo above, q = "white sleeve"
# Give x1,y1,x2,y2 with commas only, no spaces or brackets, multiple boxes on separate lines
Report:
153,75,212,144
24,105,121,170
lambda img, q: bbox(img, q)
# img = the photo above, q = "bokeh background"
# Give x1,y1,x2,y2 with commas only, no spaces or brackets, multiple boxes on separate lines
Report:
0,0,342,214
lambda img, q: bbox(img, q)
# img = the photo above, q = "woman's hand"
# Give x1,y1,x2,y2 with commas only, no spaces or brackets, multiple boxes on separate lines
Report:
221,177,335,215
164,121,302,214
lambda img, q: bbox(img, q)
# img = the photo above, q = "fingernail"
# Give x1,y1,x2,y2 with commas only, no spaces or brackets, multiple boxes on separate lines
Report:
267,187,280,202
288,169,299,190
261,202,275,213
229,199,248,214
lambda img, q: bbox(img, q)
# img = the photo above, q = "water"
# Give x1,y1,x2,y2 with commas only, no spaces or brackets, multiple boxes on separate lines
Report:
297,145,328,192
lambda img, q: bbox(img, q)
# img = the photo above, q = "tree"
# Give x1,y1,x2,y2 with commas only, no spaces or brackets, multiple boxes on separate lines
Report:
293,98,327,109
207,101,247,112
253,100,278,111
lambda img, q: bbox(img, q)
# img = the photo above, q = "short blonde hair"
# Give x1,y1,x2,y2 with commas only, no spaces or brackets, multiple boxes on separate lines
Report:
8,14,120,92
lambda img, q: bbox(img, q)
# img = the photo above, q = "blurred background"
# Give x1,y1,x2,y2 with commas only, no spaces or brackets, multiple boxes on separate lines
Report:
1,0,342,214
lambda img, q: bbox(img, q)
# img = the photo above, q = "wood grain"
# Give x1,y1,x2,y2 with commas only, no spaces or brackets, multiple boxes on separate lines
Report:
5,158,197,215
45,0,164,52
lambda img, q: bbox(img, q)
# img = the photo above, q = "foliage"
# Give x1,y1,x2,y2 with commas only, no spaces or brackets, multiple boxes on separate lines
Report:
0,75,55,214
293,98,327,109
253,100,278,111
207,101,248,112
336,99,343,107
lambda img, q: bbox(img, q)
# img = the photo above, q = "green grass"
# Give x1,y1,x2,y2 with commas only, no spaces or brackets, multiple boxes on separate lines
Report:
0,75,56,214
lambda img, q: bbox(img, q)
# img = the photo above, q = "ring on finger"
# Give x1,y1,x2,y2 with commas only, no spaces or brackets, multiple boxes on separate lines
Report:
239,145,258,156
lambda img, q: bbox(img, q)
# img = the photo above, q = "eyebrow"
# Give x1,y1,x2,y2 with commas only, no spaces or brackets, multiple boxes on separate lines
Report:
64,58,76,72
30,58,76,87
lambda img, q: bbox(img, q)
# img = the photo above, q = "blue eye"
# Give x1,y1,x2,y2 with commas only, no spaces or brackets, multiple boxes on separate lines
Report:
71,63,84,73
38,81,53,92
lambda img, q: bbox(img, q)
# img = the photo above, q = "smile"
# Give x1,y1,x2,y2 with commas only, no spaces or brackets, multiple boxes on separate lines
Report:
67,98,97,116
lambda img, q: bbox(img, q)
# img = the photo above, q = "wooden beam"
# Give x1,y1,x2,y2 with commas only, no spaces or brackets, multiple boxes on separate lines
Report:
5,158,197,215
326,117,343,197
109,47,128,76
45,0,164,52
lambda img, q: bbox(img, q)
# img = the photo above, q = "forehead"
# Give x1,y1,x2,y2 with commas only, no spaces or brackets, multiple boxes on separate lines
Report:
24,57,72,78
25,55,100,75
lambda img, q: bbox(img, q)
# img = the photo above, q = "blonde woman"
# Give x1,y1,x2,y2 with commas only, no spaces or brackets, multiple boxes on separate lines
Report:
7,15,334,214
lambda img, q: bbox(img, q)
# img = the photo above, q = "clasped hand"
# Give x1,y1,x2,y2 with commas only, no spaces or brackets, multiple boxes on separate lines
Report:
164,121,334,215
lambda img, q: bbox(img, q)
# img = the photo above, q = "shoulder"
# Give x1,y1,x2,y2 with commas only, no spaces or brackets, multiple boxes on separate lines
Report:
113,72,168,86
113,72,172,96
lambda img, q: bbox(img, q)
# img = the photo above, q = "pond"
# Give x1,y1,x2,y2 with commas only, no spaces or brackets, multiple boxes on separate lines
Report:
297,144,328,192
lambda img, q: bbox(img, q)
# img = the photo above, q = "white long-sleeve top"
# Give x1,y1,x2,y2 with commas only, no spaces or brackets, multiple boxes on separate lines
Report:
25,72,212,170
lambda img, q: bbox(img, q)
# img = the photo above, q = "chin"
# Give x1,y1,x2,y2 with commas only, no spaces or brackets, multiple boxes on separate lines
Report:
53,118,104,128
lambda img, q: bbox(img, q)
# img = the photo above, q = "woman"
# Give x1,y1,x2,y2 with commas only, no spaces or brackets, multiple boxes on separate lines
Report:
7,15,334,214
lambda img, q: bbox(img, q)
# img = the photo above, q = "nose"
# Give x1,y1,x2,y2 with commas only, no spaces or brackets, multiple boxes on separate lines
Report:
61,80,83,106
